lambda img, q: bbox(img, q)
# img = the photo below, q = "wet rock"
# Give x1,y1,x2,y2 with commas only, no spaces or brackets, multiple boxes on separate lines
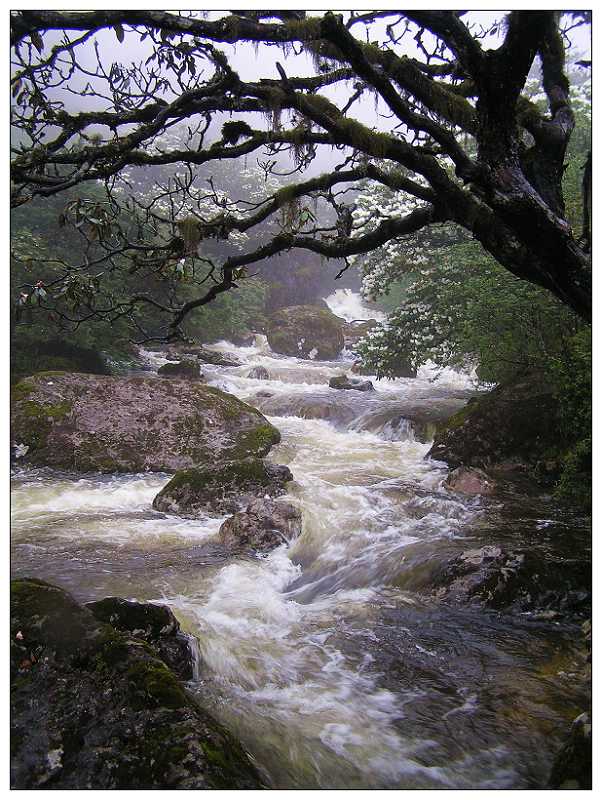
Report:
217,499,302,553
548,712,592,789
444,466,496,495
194,347,243,367
153,457,293,516
428,373,564,480
329,374,374,392
157,359,203,380
86,597,195,681
266,304,344,360
229,330,257,347
10,578,264,789
433,545,591,616
247,366,270,380
10,373,280,473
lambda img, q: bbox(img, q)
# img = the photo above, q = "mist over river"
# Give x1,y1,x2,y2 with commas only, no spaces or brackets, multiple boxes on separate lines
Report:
11,292,589,789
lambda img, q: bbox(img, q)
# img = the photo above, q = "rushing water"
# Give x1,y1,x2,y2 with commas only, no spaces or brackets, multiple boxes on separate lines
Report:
11,293,589,789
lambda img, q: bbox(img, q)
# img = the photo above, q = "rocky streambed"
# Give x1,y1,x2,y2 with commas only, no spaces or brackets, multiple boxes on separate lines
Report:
11,297,590,789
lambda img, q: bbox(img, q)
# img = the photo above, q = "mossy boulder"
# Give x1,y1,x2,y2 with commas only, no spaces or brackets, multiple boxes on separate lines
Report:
266,304,344,360
86,597,195,681
427,373,564,478
10,579,264,789
10,373,280,473
153,457,293,516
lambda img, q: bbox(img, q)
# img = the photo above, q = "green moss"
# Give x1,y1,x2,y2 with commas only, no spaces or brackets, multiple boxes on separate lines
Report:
126,660,188,710
286,16,322,39
224,423,281,459
335,117,392,157
437,400,475,433
11,379,35,402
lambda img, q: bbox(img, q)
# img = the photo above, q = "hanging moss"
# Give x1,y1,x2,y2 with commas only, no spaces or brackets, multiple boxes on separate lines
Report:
177,217,202,253
221,120,254,144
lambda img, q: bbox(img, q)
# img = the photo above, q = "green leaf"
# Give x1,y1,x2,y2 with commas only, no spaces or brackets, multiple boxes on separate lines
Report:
114,24,125,43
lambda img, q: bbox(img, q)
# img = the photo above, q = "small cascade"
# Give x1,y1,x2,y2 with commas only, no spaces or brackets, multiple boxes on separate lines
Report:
324,288,386,323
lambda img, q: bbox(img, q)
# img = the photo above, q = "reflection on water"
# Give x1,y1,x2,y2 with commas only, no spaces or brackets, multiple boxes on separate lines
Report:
11,304,589,789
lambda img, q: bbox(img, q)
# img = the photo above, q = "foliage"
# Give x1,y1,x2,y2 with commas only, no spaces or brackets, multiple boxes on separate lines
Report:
10,10,592,334
548,327,591,510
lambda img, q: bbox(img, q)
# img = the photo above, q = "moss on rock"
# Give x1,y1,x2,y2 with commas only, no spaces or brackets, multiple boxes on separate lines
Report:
153,457,293,516
10,373,281,473
266,304,344,360
10,579,265,789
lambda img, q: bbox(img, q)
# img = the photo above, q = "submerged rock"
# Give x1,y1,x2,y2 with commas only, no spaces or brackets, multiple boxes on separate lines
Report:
10,373,280,473
548,712,592,789
86,597,195,681
444,466,496,495
329,374,374,392
428,373,564,479
157,359,203,380
266,304,344,360
10,578,264,789
153,458,293,516
247,366,270,380
217,499,302,553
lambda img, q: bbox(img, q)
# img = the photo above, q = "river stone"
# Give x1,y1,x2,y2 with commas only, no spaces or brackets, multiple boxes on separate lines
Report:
432,545,591,616
329,374,374,392
10,373,280,473
86,597,195,681
427,373,564,478
266,304,344,360
444,466,496,495
247,366,270,380
10,578,264,790
548,712,592,789
217,499,302,553
153,457,293,516
157,359,203,380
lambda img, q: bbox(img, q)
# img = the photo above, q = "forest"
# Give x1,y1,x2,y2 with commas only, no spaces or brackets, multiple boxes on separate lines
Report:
10,9,591,791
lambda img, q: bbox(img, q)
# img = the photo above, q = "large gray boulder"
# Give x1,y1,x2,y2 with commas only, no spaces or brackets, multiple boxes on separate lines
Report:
266,305,344,360
217,499,302,553
10,578,264,789
11,373,280,473
153,458,293,516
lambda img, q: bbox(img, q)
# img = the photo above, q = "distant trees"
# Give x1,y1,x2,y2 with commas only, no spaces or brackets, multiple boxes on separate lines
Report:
10,10,591,341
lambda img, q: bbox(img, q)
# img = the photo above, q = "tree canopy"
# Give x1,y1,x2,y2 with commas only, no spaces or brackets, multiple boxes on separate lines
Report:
10,9,592,341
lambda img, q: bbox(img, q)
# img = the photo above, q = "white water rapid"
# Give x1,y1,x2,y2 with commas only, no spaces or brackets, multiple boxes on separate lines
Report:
11,294,587,789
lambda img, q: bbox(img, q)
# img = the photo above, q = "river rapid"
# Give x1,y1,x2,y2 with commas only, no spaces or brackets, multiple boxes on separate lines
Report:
11,290,589,789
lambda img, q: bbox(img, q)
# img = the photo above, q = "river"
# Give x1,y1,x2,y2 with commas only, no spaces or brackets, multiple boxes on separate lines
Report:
11,290,589,789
